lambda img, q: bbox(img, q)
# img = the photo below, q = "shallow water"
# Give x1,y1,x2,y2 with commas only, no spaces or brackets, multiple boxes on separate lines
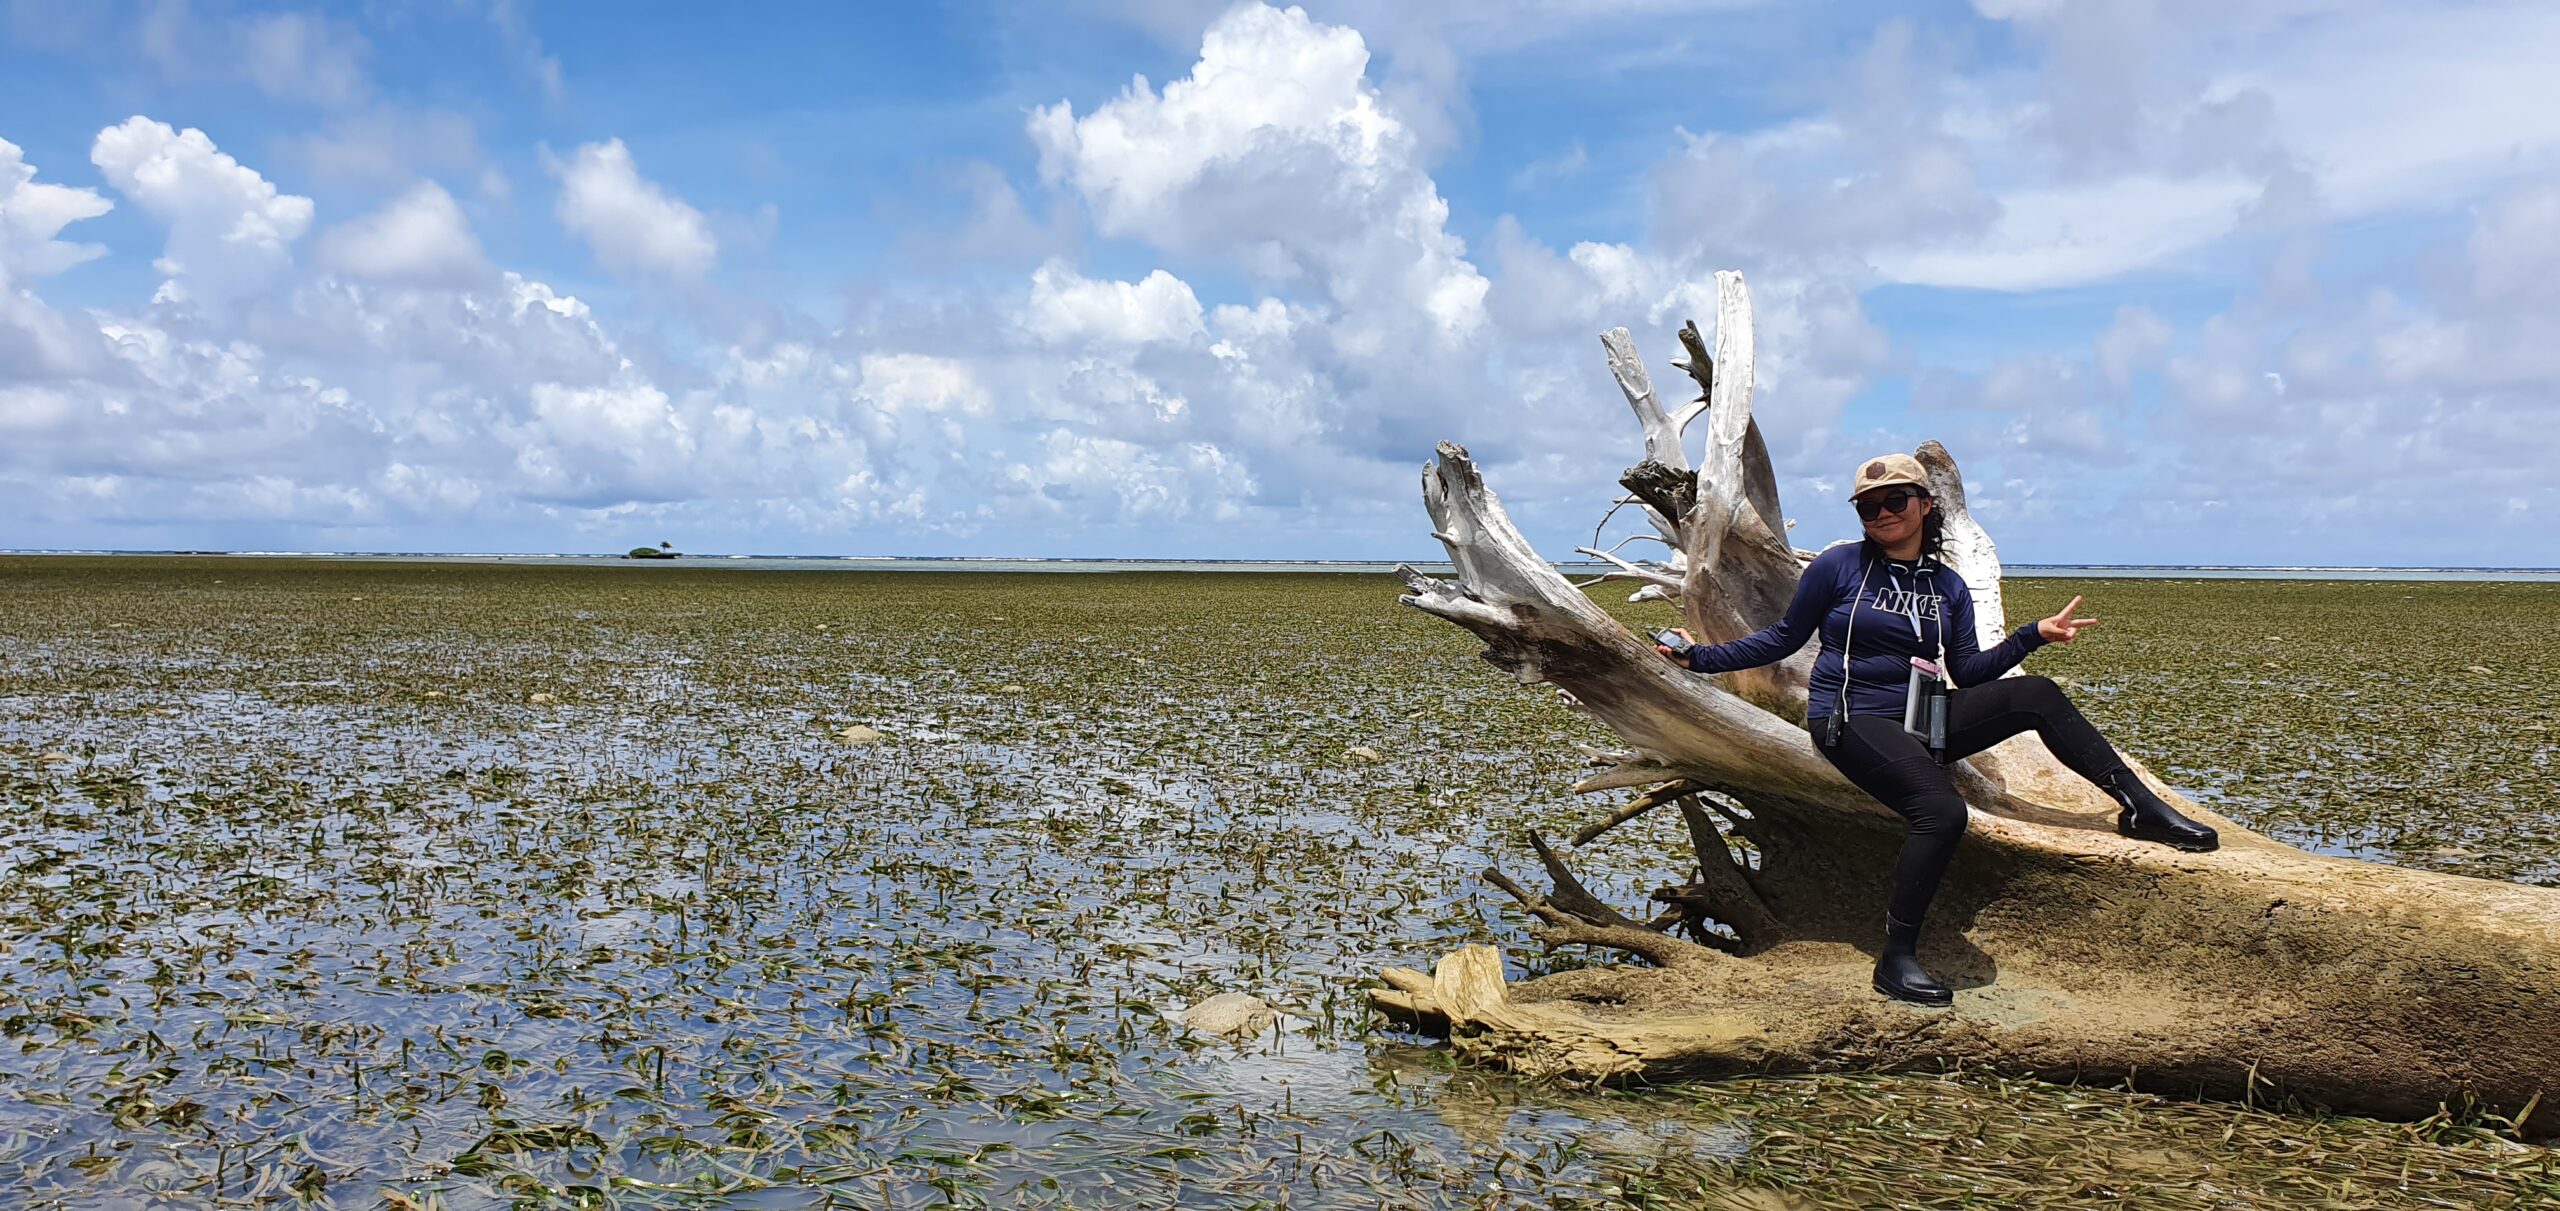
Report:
0,558,2552,1208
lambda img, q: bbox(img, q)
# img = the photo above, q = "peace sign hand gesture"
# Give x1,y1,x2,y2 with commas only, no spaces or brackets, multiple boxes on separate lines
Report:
2038,595,2100,644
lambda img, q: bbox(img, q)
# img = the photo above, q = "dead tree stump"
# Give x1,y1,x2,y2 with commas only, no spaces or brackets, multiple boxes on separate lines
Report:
1373,271,2560,1138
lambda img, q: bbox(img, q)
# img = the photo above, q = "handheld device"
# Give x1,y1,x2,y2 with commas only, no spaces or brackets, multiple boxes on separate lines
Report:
1903,656,1948,761
1650,629,1693,656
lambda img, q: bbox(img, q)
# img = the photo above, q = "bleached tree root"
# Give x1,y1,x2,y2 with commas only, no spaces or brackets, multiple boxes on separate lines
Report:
1374,271,2560,1137
1379,832,2560,1132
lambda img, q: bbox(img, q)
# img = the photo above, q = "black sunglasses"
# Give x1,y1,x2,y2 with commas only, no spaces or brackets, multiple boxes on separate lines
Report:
1854,488,1927,521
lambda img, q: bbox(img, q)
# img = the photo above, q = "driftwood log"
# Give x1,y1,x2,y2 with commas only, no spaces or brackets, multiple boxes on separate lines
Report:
1375,270,2560,1137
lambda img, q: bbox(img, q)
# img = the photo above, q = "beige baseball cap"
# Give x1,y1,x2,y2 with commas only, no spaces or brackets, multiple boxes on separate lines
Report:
1848,452,1930,500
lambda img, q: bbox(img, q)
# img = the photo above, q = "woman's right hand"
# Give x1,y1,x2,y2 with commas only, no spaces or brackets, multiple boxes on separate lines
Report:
2037,595,2099,644
1655,628,1694,663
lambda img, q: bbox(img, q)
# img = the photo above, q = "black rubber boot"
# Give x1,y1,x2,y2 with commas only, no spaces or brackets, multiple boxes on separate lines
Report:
1873,913,1952,1007
2100,768,2219,852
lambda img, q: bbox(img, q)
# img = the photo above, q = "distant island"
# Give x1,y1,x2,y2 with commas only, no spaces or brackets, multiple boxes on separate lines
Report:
626,542,679,559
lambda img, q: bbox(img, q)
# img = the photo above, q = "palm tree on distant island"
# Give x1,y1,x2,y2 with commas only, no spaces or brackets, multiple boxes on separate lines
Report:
626,540,679,560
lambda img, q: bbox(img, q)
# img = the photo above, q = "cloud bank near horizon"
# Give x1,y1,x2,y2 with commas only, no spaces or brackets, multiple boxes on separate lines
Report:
2,1,2556,566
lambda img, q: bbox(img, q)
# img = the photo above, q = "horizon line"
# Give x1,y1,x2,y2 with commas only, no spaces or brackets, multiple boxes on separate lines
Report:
4,549,2557,574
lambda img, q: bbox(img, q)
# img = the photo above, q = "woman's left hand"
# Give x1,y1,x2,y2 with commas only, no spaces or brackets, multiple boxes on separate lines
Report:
2038,595,2100,643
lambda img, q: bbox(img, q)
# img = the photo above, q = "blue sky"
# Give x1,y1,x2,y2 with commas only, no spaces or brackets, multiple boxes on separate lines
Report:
3,1,2556,565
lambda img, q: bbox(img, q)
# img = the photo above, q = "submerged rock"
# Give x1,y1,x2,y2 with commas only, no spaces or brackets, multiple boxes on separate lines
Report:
1346,746,1384,762
529,692,558,705
1180,992,1277,1040
838,724,885,744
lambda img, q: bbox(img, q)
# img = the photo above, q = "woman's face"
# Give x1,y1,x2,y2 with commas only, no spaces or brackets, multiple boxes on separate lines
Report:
1855,484,1934,546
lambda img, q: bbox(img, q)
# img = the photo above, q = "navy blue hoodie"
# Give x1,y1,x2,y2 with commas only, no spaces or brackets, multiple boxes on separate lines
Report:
1683,542,2047,720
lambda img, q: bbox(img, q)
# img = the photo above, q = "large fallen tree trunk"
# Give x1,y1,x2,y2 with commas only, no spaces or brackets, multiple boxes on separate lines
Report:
1375,270,2560,1137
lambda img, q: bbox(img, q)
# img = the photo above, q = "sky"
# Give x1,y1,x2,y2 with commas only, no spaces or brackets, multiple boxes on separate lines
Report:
2,0,2557,566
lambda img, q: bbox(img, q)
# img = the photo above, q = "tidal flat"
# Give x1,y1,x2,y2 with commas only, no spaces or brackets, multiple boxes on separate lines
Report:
1,557,2553,1208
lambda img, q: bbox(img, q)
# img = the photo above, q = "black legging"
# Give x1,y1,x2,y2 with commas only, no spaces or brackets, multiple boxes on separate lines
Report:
1813,675,2129,928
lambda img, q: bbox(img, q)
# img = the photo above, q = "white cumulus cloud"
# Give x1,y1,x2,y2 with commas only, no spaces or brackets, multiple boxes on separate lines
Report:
858,353,990,415
90,116,314,302
1023,261,1206,346
548,138,716,278
0,137,114,383
1,136,113,281
316,182,490,287
509,380,697,505
1028,1,1487,340
1009,428,1255,524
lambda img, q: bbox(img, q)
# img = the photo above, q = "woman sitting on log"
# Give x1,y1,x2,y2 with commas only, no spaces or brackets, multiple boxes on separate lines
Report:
1655,452,2218,1006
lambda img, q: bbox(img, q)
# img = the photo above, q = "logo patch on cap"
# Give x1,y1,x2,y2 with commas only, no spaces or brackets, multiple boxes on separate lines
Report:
1865,461,1887,478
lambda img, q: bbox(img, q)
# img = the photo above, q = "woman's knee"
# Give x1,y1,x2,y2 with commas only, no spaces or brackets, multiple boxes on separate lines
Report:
2009,674,2086,723
1900,793,1969,838
2014,674,2064,705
